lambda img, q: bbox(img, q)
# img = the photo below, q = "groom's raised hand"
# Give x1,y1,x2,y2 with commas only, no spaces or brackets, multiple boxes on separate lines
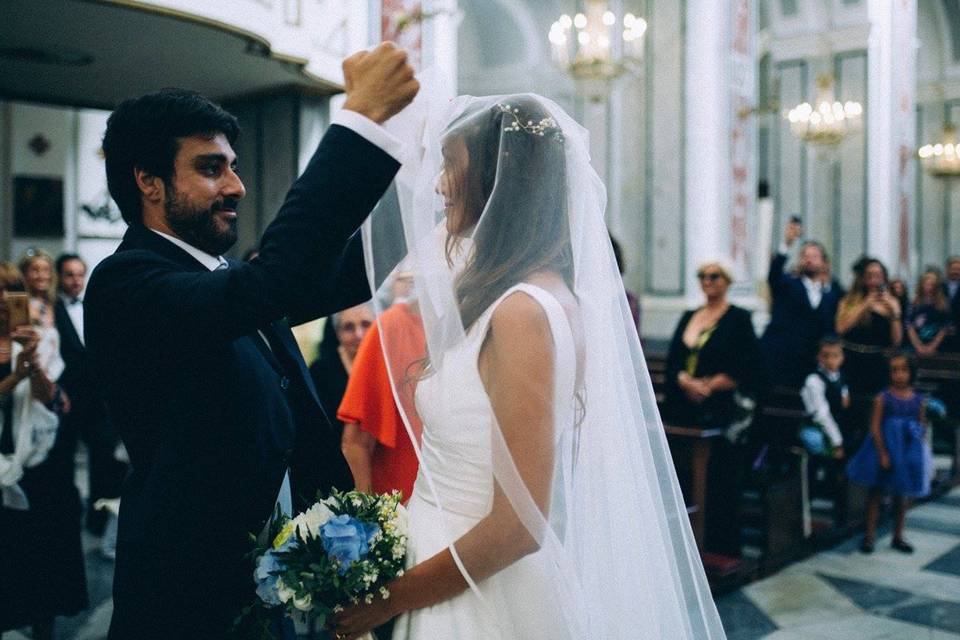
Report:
342,42,419,124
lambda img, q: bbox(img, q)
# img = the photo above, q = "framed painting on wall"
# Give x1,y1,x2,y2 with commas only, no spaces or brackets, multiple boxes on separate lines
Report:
13,176,64,237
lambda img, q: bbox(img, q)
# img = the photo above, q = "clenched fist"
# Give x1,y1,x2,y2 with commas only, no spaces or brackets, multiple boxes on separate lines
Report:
342,42,420,124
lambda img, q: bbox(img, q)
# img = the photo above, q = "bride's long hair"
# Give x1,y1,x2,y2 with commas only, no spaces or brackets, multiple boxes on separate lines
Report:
442,96,574,331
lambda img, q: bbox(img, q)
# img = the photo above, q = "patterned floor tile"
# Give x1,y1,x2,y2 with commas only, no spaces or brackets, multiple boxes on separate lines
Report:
908,515,960,538
776,612,960,640
819,573,960,635
716,590,779,640
925,544,960,577
742,571,861,628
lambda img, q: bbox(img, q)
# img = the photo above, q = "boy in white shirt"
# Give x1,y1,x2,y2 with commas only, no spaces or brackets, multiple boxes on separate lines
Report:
800,337,850,458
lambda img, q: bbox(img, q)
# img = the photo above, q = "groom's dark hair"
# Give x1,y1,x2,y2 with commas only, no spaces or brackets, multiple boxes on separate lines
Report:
102,88,240,225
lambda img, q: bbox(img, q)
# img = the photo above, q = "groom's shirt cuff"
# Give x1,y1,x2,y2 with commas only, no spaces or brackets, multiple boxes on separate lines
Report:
331,109,404,163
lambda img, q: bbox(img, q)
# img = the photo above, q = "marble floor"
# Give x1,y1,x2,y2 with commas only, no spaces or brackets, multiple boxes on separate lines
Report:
717,486,960,640
7,486,959,640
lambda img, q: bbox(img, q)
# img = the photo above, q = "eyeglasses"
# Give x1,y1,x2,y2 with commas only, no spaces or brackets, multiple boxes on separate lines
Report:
697,272,724,282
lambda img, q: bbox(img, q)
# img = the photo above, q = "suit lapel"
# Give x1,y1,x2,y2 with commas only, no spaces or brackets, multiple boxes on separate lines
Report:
55,299,84,354
263,321,325,413
793,278,814,312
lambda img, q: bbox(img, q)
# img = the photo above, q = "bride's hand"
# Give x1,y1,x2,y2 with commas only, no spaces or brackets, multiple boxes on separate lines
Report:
329,595,398,640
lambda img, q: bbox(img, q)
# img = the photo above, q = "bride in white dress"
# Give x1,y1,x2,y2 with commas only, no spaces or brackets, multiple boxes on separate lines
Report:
331,94,726,639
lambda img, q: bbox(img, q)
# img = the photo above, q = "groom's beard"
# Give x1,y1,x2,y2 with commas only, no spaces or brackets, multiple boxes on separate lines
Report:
164,186,239,256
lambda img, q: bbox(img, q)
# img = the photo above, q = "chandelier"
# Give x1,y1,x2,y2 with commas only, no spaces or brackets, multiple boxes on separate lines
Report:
548,0,647,100
918,124,960,178
785,74,862,146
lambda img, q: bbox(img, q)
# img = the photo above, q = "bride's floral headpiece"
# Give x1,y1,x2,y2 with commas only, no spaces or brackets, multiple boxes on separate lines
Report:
497,103,564,143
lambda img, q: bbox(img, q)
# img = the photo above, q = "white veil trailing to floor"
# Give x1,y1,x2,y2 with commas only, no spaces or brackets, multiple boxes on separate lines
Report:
360,86,725,638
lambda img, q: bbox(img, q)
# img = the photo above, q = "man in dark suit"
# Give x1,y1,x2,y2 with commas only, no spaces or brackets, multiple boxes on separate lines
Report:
85,44,418,639
761,220,842,388
945,256,960,352
55,254,127,552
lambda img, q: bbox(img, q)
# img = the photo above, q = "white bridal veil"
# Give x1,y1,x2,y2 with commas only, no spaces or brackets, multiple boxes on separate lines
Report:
361,87,725,639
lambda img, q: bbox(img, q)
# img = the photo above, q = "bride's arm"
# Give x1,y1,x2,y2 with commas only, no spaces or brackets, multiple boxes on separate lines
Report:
333,293,555,637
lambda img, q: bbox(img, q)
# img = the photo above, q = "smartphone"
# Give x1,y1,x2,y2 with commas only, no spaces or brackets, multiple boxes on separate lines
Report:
1,292,30,337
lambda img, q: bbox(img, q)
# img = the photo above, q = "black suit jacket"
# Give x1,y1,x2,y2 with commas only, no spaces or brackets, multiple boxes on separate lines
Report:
54,298,86,399
55,297,112,442
85,125,399,639
760,253,842,388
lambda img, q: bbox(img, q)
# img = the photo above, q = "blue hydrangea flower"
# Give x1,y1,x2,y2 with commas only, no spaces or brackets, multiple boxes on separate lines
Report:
320,514,380,574
254,542,293,606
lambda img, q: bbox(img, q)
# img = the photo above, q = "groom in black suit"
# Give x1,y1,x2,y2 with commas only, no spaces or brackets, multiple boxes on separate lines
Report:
85,44,418,639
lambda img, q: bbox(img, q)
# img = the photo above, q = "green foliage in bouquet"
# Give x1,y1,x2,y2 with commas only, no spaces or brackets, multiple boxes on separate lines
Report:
234,489,408,639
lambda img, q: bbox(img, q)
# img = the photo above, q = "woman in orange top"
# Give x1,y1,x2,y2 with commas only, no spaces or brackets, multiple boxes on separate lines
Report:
338,300,425,502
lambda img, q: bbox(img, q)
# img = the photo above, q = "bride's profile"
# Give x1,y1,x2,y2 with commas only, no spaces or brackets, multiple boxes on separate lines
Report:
332,93,725,640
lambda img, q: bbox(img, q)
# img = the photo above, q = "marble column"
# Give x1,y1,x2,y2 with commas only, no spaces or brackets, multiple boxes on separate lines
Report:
684,0,759,303
866,0,918,277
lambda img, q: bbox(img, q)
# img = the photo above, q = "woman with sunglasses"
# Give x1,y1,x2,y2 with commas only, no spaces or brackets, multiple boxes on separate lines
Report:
664,261,764,558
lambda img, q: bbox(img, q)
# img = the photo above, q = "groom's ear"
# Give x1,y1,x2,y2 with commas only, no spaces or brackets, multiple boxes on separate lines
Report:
134,167,165,206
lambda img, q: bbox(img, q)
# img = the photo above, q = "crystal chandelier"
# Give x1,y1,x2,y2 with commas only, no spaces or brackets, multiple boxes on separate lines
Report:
918,124,960,178
785,74,862,146
548,1,647,100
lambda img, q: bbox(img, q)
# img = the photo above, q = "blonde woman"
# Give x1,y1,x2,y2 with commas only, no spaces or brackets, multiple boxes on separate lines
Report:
663,261,763,557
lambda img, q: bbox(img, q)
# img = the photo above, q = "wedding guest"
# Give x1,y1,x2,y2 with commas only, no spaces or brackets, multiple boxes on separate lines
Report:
339,297,425,503
800,337,850,458
846,352,929,553
54,254,126,554
664,261,763,557
906,268,953,357
943,256,960,351
1,257,87,640
836,257,902,395
890,278,909,317
308,303,374,439
610,234,641,335
761,222,841,388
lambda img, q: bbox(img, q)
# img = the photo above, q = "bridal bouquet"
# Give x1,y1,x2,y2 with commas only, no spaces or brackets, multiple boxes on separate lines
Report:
239,489,408,638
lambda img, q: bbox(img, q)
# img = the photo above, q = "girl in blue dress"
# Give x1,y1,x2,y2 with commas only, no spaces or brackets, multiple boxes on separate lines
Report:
846,352,930,554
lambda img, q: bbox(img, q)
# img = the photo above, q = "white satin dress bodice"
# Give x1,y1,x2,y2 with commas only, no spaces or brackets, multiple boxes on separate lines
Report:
392,283,578,640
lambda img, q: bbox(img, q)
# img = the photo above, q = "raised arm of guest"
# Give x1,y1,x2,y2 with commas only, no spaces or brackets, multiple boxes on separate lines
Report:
768,220,802,298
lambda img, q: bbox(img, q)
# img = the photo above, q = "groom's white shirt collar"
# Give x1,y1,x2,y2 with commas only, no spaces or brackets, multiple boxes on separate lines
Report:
150,229,227,272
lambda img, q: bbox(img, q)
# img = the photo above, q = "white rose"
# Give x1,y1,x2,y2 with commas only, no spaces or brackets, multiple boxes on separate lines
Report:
293,593,313,612
276,579,295,604
300,502,335,537
391,503,410,538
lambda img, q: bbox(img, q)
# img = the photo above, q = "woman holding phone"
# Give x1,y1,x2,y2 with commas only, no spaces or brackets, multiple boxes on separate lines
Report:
0,256,87,640
836,257,903,395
